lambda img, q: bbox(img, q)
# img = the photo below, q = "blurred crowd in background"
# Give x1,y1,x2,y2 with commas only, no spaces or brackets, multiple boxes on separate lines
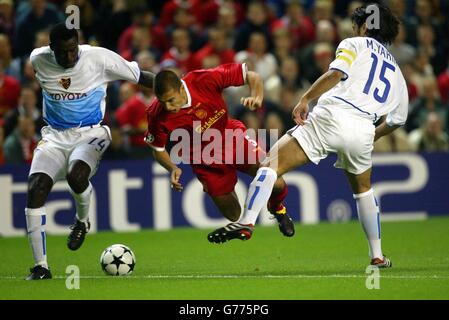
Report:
1,0,449,166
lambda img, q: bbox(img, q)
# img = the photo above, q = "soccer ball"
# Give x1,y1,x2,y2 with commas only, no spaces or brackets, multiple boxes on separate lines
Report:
100,244,136,276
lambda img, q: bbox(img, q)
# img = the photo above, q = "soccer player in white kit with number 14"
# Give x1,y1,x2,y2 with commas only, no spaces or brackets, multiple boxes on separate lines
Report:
209,4,407,268
25,23,155,280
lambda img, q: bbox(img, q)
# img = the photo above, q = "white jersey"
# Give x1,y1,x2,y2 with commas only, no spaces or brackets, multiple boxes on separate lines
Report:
30,45,140,129
318,37,408,126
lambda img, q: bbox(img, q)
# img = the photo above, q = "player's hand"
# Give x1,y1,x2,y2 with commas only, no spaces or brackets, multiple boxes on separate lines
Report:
170,168,183,192
240,96,262,111
292,99,309,125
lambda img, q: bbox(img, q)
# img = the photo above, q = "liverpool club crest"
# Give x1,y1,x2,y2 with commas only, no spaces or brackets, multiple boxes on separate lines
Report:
195,109,207,119
59,78,71,89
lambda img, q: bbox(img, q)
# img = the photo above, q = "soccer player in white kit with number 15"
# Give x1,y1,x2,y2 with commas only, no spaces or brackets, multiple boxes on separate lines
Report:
209,4,408,268
25,23,155,280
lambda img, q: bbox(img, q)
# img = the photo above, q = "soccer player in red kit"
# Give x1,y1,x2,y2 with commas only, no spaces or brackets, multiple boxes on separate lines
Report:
145,63,295,241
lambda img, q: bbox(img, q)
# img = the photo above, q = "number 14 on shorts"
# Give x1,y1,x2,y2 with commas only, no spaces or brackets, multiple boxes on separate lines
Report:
88,137,107,152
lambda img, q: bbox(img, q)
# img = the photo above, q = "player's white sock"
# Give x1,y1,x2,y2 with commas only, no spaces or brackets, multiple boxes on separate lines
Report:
25,207,48,269
70,182,92,223
240,167,278,225
354,189,383,259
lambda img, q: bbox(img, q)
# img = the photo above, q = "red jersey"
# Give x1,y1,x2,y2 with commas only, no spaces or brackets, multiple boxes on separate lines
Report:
438,69,449,104
118,25,168,54
161,48,196,73
145,63,247,156
115,93,150,147
158,0,200,28
0,74,20,118
192,45,236,70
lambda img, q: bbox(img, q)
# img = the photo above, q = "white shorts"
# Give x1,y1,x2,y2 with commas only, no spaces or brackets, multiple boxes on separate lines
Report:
288,105,375,175
30,125,112,182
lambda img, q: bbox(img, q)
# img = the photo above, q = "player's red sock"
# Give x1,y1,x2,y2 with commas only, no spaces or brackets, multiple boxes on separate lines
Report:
268,183,288,212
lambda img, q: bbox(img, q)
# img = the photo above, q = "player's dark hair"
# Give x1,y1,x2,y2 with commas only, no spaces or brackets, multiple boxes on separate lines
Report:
49,23,78,47
154,70,182,98
351,3,400,45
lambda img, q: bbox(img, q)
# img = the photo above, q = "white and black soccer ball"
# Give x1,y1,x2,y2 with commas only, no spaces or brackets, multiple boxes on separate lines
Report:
100,244,136,276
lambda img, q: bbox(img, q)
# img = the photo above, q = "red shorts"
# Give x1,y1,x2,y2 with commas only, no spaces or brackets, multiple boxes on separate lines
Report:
192,119,265,197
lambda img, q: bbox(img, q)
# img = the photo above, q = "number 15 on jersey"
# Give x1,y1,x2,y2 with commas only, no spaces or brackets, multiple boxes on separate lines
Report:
363,53,396,103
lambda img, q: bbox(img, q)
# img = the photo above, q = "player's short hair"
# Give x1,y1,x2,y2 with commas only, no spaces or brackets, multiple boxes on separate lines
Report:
154,70,182,98
49,23,78,47
351,3,400,45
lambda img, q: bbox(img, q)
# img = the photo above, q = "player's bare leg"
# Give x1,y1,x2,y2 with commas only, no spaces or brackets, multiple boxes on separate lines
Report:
209,134,310,243
345,169,392,268
345,168,372,194
25,173,54,280
66,160,92,251
210,191,242,222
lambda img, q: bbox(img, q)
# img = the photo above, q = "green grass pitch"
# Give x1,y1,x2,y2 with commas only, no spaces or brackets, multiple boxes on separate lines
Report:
1,217,449,300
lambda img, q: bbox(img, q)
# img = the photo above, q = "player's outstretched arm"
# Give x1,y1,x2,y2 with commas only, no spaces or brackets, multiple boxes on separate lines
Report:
138,70,155,88
151,149,183,191
240,71,263,111
374,121,400,141
375,78,408,141
293,69,344,125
